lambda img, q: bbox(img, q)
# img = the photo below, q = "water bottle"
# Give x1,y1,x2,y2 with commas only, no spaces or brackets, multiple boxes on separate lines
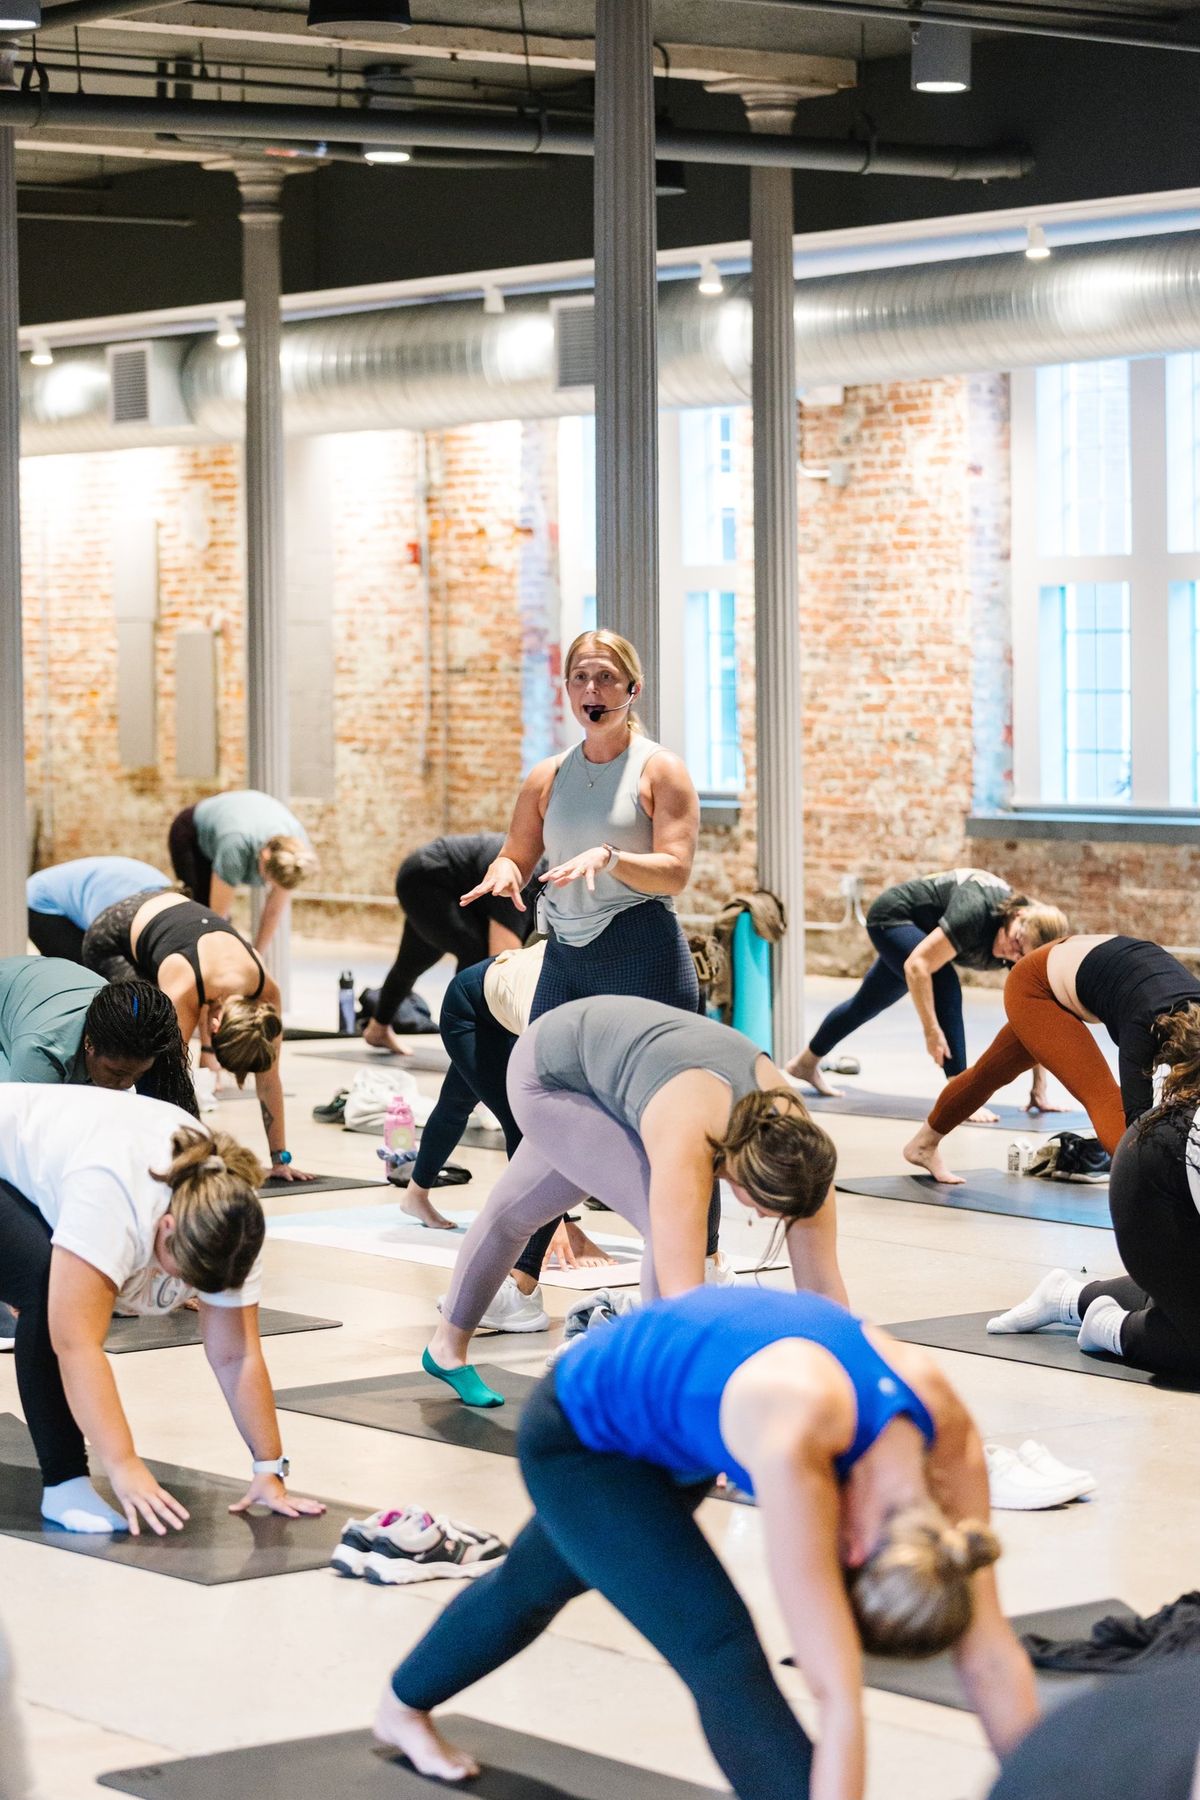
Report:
338,970,355,1036
384,1092,415,1155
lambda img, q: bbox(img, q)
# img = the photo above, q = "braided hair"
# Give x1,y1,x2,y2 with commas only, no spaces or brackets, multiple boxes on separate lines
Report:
83,980,199,1118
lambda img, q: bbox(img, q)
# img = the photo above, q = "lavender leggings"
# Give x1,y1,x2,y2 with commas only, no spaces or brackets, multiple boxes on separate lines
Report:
441,1021,663,1329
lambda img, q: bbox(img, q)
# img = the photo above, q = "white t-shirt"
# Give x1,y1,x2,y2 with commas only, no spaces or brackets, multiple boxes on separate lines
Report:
0,1086,262,1315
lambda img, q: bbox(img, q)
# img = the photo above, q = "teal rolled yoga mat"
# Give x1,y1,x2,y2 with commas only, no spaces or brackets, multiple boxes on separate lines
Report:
731,909,773,1052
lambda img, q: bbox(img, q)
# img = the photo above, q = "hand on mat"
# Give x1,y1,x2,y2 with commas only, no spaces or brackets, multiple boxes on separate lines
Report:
110,1457,190,1537
925,1027,952,1069
540,844,611,895
545,1218,617,1270
265,1163,318,1184
460,856,526,911
229,1473,327,1519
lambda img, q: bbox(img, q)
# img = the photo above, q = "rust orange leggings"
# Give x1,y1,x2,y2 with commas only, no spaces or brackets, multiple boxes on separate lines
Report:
927,944,1126,1152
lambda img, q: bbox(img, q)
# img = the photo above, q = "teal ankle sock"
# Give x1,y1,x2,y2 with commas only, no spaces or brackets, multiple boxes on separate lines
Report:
422,1346,504,1409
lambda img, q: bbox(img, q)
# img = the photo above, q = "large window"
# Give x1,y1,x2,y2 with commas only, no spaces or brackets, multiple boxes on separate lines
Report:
1011,356,1200,811
557,407,745,796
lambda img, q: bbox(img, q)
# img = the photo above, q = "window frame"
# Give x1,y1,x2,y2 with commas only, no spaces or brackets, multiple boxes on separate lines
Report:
1010,355,1200,814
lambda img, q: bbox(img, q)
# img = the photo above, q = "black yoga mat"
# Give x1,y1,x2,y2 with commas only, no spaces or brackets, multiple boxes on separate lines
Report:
0,1413,361,1584
855,1598,1136,1712
276,1365,538,1456
282,1027,350,1042
297,1041,452,1073
100,1716,729,1800
259,1173,387,1197
805,1089,1090,1133
105,1308,340,1355
884,1311,1200,1389
836,1169,1111,1229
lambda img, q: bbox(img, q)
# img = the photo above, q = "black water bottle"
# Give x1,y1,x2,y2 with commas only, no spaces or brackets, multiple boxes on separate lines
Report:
338,969,355,1036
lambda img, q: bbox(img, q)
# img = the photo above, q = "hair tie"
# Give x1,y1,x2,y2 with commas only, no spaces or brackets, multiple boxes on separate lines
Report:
131,991,139,1017
201,1154,226,1175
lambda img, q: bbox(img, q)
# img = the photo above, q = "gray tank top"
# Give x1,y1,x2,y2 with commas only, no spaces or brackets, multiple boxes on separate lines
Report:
532,996,765,1131
539,734,671,948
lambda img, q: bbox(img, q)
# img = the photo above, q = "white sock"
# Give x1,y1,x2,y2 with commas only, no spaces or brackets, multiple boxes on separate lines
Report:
41,1476,128,1535
1077,1295,1128,1359
987,1269,1084,1335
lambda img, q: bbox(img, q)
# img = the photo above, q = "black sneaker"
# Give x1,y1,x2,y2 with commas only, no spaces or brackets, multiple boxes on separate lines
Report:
362,1512,507,1586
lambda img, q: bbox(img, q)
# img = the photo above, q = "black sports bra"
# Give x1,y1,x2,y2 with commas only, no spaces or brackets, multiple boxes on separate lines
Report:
134,899,266,1005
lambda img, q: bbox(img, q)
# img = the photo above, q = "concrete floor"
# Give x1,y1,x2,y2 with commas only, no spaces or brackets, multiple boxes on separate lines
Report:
2,941,1177,1800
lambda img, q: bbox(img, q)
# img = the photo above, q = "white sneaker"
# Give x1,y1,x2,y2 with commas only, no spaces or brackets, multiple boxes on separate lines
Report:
704,1250,738,1288
0,1303,15,1352
332,1505,425,1578
984,1443,1090,1510
1016,1439,1097,1496
363,1512,507,1586
477,1277,549,1334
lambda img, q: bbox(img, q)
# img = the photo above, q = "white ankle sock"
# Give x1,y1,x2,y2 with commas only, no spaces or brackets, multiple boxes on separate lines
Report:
1077,1295,1128,1359
41,1476,127,1535
987,1269,1084,1335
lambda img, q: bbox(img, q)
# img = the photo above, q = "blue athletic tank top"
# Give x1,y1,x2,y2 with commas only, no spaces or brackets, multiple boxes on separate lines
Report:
554,1287,935,1496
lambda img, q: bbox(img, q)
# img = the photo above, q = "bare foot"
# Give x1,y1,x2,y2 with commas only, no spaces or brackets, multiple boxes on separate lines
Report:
968,1107,999,1125
783,1047,842,1098
373,1689,480,1782
903,1127,965,1185
398,1183,457,1231
545,1218,617,1271
362,1019,413,1056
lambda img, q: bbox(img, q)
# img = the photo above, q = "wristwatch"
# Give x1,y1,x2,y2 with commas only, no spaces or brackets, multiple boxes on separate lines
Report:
252,1455,290,1478
270,1149,293,1166
602,842,621,872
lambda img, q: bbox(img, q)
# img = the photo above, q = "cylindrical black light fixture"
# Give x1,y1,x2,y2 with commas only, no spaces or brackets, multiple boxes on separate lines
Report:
307,0,412,37
911,22,971,92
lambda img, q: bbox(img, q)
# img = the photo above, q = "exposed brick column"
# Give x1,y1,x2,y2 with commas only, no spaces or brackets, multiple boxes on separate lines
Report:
593,0,659,730
0,125,26,954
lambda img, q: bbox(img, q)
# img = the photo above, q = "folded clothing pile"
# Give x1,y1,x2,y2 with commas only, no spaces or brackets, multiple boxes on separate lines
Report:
332,1506,507,1585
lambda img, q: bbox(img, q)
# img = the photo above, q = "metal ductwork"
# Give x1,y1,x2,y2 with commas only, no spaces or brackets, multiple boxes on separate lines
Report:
20,230,1200,456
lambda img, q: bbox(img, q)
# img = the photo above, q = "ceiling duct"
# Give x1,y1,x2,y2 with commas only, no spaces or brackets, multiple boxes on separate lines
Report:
21,231,1200,454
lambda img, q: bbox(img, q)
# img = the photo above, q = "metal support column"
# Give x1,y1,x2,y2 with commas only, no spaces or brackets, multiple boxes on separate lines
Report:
236,164,290,996
0,126,27,956
749,95,806,1059
593,0,659,730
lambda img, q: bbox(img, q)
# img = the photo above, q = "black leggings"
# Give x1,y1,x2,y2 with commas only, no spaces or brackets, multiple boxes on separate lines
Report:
390,1376,813,1800
26,911,86,963
168,806,213,907
81,889,163,985
1079,1110,1200,1379
411,959,521,1191
808,920,969,1077
374,851,490,1027
0,1180,88,1486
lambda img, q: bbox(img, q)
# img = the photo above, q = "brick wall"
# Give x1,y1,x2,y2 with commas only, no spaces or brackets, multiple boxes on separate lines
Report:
19,381,1200,966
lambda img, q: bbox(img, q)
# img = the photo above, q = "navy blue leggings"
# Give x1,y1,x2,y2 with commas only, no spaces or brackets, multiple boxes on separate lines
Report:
411,959,520,1191
808,921,968,1078
390,1375,813,1800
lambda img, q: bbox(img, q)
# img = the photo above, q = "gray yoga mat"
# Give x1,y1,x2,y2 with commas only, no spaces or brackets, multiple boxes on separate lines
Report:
836,1169,1112,1228
857,1598,1135,1711
100,1715,730,1800
105,1308,341,1355
259,1173,387,1197
885,1310,1200,1389
276,1365,537,1456
297,1041,452,1073
805,1089,1090,1133
0,1414,363,1585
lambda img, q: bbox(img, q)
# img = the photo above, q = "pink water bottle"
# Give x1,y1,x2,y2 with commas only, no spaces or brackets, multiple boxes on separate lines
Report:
384,1093,415,1154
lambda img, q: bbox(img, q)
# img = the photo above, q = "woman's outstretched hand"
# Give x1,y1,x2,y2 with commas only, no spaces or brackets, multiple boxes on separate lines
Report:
460,858,526,909
540,846,611,894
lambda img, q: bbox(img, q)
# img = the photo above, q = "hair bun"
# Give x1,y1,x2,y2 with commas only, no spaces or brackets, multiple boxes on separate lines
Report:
262,1011,283,1040
948,1520,1001,1575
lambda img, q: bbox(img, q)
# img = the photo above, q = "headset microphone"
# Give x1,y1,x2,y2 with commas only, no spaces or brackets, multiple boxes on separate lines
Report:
583,681,636,724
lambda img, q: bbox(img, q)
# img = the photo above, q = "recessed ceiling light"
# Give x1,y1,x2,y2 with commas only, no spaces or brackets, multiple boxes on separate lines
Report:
363,146,412,165
307,0,411,36
29,336,53,367
1025,223,1051,261
0,0,40,29
698,260,724,297
215,314,241,348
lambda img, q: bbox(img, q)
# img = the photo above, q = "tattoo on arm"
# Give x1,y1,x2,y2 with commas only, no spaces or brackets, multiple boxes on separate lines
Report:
259,1101,275,1135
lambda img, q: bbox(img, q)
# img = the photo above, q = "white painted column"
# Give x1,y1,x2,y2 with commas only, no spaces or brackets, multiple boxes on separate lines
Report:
593,0,660,732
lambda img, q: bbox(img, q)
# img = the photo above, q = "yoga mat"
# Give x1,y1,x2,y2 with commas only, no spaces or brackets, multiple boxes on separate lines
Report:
267,1202,784,1290
105,1308,341,1355
0,1414,364,1585
857,1598,1136,1711
805,1089,1091,1133
281,1026,349,1042
296,1041,452,1074
276,1365,537,1456
100,1715,729,1800
884,1311,1200,1389
836,1169,1111,1229
259,1173,387,1198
